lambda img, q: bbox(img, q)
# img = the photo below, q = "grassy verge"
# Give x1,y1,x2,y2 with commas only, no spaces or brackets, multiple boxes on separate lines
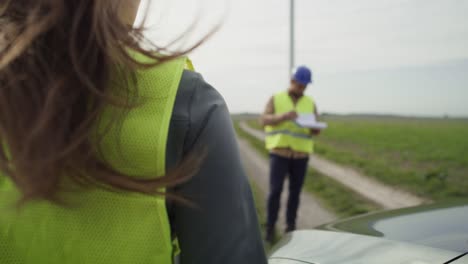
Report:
248,180,280,252
235,122,281,249
302,170,377,217
249,180,266,230
234,121,379,218
246,119,263,131
234,121,267,156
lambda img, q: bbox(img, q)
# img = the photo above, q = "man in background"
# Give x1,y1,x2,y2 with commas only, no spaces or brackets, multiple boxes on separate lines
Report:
260,66,320,242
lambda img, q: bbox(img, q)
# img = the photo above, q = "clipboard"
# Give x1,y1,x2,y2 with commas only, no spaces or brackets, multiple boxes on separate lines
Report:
295,114,328,129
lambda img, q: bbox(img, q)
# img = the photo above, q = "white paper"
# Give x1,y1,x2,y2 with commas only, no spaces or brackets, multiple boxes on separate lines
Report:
295,114,328,129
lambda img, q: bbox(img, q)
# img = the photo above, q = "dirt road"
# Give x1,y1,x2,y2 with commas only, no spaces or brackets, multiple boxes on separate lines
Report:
238,137,337,230
239,121,426,209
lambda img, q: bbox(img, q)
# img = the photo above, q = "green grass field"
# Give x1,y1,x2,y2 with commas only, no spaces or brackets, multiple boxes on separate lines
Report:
246,116,468,200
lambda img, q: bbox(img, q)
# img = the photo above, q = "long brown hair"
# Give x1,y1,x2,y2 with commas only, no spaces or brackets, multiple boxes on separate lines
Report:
0,0,208,204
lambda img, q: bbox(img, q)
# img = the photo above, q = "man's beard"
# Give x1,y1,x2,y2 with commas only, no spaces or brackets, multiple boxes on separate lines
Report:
289,91,303,98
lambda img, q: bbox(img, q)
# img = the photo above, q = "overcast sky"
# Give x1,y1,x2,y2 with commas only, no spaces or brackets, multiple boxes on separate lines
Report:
138,0,468,117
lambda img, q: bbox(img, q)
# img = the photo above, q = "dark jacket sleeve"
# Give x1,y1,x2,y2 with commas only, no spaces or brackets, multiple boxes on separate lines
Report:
166,71,267,264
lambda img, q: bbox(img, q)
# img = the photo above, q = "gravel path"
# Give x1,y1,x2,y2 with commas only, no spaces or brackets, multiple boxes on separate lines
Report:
238,138,337,230
239,121,426,209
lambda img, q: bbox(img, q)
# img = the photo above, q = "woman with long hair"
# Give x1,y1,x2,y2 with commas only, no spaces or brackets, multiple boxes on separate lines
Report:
0,1,267,263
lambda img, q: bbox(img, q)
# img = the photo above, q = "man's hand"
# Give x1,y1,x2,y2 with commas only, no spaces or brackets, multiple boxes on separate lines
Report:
280,111,298,121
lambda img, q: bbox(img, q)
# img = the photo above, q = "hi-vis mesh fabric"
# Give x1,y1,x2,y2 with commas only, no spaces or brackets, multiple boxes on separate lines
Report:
265,91,315,154
0,56,187,264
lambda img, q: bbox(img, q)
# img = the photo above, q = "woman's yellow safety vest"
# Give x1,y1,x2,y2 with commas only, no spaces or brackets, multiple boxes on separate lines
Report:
0,56,191,264
264,91,315,154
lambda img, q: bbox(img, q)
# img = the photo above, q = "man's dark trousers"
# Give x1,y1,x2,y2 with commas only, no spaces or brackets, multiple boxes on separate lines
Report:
266,153,309,231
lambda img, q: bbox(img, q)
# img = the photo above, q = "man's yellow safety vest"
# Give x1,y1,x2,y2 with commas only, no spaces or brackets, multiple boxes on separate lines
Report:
0,55,191,264
265,91,315,154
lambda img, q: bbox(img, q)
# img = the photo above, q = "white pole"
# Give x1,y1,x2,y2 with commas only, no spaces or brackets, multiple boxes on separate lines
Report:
290,0,295,75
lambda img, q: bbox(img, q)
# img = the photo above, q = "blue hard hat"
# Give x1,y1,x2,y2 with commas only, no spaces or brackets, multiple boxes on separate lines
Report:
292,66,312,86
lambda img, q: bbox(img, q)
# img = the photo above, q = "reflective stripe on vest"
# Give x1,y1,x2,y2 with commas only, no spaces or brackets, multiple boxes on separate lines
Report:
264,91,315,154
266,129,311,139
0,56,188,264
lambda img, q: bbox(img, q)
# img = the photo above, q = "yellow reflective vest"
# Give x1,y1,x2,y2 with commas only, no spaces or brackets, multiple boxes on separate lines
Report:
265,91,315,154
0,56,191,264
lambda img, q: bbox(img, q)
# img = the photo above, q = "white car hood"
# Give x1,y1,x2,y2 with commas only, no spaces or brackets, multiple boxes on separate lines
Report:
269,230,468,264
